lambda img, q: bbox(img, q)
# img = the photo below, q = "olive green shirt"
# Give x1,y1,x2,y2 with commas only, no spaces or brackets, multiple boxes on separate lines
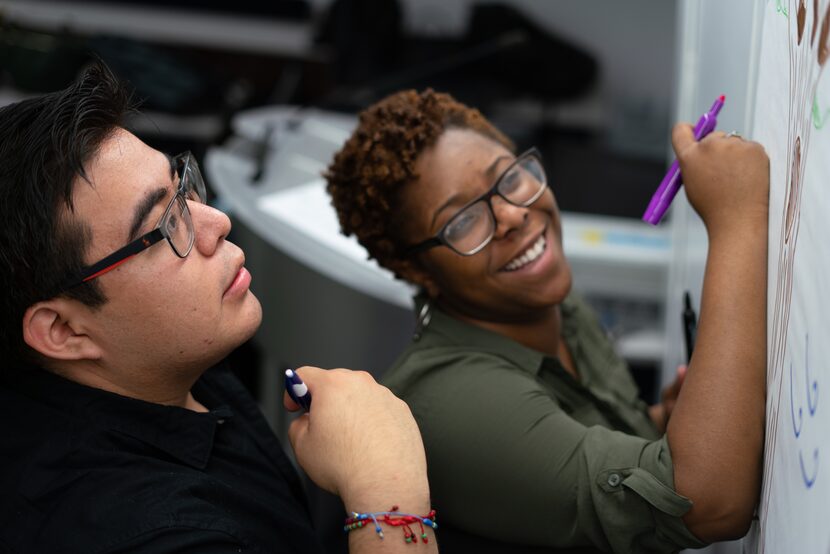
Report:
383,294,706,553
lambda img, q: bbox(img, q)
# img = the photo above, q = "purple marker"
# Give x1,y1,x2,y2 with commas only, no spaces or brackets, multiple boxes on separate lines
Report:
643,95,726,225
285,369,312,412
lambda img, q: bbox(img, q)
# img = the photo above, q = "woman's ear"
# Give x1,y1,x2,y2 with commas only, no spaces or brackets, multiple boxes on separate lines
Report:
22,299,103,362
395,258,440,299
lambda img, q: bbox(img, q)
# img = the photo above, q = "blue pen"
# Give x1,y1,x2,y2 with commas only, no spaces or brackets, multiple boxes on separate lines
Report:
643,95,725,225
284,369,312,412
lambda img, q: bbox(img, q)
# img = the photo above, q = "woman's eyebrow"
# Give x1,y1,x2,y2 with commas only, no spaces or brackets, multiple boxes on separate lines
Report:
430,193,464,229
429,154,513,229
485,155,511,178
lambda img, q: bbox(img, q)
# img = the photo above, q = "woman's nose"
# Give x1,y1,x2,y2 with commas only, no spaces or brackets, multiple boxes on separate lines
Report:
490,196,529,239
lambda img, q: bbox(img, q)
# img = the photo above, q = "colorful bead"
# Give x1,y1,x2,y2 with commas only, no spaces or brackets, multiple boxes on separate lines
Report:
343,506,437,543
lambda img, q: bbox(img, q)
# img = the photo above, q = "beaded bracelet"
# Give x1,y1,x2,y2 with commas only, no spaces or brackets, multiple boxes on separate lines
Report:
344,505,437,544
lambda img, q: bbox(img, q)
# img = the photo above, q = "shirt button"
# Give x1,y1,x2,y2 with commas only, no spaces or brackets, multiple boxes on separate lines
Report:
607,473,622,487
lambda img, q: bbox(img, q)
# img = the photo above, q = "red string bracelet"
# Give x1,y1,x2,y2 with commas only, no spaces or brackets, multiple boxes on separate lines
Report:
344,506,437,544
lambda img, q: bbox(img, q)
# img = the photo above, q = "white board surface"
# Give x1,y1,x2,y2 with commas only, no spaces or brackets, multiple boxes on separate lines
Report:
750,0,830,551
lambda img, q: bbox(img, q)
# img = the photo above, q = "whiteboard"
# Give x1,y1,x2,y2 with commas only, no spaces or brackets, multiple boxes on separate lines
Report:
751,0,830,551
672,0,830,551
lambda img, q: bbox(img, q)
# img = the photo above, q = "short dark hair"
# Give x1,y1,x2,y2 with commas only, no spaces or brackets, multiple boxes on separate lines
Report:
325,89,513,280
0,61,133,366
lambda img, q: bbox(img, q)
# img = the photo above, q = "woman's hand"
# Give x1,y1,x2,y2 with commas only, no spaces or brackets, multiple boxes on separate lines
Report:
667,123,769,541
649,364,687,433
672,123,769,238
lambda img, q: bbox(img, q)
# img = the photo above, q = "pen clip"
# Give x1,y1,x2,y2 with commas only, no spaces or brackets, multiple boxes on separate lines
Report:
285,369,312,412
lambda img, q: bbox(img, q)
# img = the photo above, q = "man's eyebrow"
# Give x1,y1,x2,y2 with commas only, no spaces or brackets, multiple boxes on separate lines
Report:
165,152,177,181
126,154,178,241
128,187,168,241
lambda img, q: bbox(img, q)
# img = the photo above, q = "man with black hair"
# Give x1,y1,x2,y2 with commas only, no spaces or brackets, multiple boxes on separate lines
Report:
0,62,434,554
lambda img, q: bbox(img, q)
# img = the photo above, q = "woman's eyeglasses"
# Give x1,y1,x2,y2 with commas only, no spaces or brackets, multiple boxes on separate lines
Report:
405,147,547,257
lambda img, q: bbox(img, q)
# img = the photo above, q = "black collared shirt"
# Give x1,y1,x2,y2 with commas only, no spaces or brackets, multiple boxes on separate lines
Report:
0,363,324,554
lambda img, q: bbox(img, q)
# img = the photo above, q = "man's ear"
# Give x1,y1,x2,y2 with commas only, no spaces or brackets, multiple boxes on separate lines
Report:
396,258,441,299
22,300,102,362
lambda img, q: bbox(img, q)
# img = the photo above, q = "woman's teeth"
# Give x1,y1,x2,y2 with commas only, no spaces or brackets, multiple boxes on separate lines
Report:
504,235,546,271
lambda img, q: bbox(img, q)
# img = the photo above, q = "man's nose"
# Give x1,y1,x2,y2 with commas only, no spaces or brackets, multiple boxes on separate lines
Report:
190,201,232,256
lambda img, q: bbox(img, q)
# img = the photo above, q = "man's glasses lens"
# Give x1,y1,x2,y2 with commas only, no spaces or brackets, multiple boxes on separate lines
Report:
444,154,546,255
164,196,194,256
179,154,207,204
164,153,206,257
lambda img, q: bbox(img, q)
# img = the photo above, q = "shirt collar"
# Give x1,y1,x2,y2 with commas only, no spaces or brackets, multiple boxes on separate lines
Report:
413,293,581,376
4,366,232,470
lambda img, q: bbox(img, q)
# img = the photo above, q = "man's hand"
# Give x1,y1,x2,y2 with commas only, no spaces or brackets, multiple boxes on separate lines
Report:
284,367,430,515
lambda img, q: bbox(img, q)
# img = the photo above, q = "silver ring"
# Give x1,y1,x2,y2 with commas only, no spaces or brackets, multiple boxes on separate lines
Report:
726,130,742,138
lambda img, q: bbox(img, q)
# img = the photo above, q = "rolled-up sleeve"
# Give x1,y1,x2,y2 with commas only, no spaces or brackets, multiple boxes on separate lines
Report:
403,353,707,553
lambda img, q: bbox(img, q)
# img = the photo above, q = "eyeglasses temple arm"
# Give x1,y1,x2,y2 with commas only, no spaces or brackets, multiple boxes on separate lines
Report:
404,238,443,257
54,229,166,294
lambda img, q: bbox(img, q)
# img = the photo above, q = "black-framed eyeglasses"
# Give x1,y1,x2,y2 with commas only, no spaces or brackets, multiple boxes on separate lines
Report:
405,147,547,257
56,151,207,294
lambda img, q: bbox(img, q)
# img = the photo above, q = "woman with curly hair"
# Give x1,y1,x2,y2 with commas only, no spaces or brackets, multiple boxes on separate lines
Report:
325,89,769,553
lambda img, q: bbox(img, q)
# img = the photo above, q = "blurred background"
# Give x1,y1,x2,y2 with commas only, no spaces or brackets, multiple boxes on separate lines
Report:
0,0,676,213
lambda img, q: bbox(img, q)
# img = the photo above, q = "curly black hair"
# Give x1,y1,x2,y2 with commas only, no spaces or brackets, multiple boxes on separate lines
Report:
325,89,514,280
